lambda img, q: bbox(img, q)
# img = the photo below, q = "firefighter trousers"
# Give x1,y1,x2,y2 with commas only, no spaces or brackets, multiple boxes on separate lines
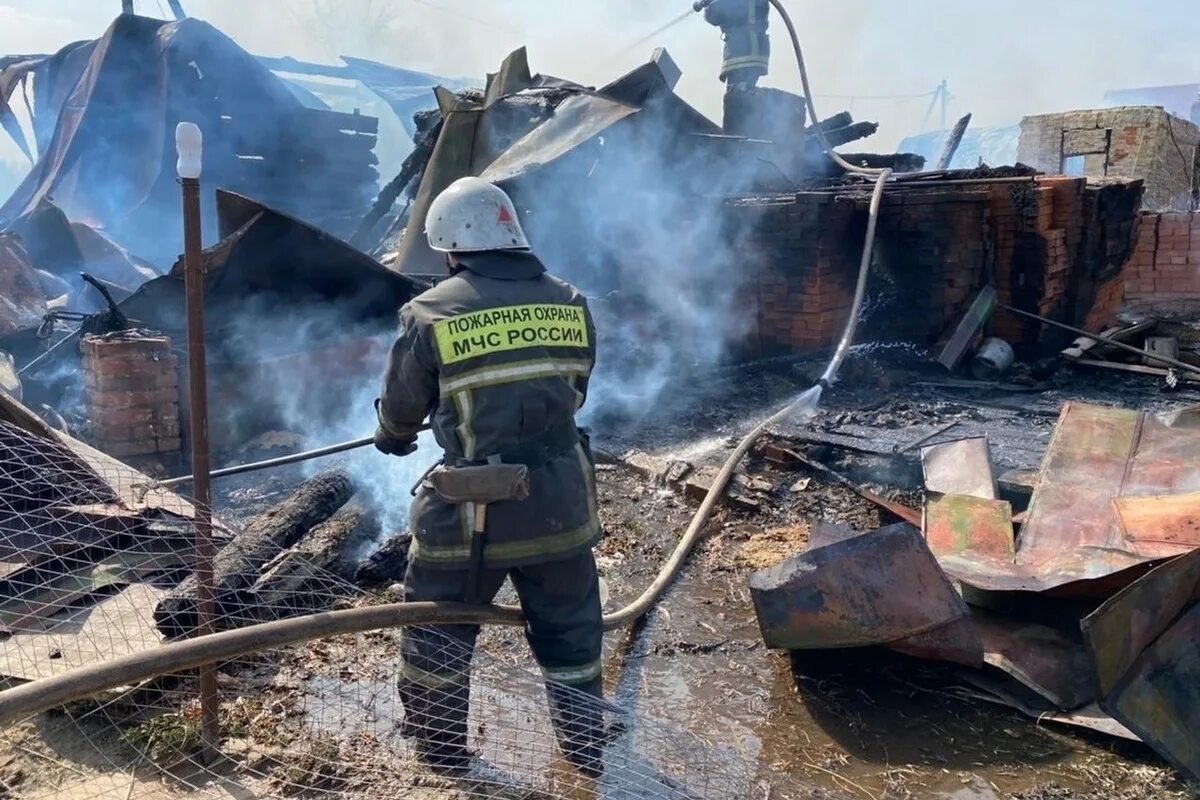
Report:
399,550,604,772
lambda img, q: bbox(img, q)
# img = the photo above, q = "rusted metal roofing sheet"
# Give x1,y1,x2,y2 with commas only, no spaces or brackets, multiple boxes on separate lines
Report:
925,493,1014,562
1114,492,1200,554
927,403,1200,593
1083,549,1200,782
974,613,1096,710
750,524,976,654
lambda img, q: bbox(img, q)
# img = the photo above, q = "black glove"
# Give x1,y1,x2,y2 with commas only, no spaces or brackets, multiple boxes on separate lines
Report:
374,426,418,457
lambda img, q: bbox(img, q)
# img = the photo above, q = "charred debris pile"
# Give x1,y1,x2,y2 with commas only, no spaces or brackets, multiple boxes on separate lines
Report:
1,9,1199,791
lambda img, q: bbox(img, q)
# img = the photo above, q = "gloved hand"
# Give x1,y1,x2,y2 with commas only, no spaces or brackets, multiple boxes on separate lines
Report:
374,427,418,457
373,397,419,457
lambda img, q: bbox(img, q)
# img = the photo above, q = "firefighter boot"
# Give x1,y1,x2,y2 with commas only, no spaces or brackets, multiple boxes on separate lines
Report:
547,680,605,778
399,682,472,774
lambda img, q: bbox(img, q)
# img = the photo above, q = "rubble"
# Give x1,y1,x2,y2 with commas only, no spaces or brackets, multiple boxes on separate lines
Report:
0,391,216,664
0,15,383,265
745,396,1200,783
0,5,1199,797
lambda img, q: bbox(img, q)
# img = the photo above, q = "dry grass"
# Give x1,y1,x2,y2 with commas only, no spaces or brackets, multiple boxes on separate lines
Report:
737,524,810,570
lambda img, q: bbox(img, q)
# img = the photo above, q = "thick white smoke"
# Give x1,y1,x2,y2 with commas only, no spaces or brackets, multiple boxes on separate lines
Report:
3,0,1199,168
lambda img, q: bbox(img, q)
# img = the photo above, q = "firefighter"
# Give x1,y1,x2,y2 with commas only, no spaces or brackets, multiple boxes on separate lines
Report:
703,0,770,90
374,176,605,776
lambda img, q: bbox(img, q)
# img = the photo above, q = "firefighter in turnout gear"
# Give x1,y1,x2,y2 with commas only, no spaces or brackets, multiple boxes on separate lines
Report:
375,177,605,776
703,0,770,89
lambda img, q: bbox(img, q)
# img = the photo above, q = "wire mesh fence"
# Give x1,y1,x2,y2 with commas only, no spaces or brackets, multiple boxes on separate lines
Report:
0,418,776,799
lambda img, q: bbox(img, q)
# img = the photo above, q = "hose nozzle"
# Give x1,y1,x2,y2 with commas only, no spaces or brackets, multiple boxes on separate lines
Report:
693,0,716,12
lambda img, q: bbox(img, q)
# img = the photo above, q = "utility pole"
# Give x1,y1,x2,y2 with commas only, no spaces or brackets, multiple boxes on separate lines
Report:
176,121,219,760
939,79,949,131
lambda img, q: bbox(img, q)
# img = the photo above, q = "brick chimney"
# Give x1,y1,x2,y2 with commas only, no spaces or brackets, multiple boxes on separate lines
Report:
82,331,182,464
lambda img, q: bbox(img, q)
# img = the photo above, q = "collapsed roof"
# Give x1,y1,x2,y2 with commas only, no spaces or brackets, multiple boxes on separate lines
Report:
0,14,382,267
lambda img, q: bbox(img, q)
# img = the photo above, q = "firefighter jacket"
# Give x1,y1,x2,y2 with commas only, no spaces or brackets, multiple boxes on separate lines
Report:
704,0,770,82
378,250,600,570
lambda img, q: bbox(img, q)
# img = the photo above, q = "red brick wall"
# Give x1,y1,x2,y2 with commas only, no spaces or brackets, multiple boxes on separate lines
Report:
83,332,182,459
728,176,1142,360
1125,212,1200,311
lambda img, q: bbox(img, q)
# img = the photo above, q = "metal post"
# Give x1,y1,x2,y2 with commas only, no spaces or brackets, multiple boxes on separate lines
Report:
176,122,219,757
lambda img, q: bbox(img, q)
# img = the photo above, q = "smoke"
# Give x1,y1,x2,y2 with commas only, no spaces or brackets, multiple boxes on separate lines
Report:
503,113,757,427
215,297,439,541
3,0,1197,549
5,0,1200,170
161,0,1200,148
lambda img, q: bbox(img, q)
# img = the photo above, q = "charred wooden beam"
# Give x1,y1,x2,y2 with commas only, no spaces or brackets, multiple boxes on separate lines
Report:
350,119,443,249
807,111,853,134
936,113,973,171
154,470,354,639
837,152,927,173
821,121,879,148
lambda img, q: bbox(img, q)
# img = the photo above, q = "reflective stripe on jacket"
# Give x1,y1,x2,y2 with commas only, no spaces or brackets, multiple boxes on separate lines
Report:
378,250,601,570
704,0,770,81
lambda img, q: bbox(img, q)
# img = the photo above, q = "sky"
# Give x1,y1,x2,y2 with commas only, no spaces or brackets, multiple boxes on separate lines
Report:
0,0,1198,167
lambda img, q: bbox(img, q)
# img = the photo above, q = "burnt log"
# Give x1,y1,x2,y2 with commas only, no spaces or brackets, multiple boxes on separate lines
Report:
807,111,854,133
154,470,353,639
819,121,879,148
243,499,382,620
355,532,412,587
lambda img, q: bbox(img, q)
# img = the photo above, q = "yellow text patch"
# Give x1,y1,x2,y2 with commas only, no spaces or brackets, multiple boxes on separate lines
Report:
434,304,589,365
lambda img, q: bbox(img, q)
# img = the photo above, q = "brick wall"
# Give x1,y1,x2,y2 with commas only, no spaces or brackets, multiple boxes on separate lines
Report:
1124,211,1200,313
728,176,1144,360
1018,107,1200,212
82,332,182,460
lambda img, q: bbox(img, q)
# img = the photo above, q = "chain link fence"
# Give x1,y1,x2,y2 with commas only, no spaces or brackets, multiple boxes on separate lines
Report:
0,419,775,799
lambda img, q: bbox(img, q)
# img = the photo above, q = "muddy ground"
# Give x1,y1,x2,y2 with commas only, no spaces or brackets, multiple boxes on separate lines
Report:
3,350,1200,799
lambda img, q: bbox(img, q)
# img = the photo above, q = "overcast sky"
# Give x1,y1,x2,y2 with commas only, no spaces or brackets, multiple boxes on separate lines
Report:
1,0,1198,163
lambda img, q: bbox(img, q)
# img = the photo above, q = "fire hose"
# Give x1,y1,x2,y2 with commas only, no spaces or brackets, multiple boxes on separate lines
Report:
0,0,891,726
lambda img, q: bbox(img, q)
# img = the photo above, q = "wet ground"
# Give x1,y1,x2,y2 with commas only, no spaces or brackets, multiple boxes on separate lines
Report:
203,346,1200,799
6,347,1200,799
578,344,1200,799
590,464,1194,800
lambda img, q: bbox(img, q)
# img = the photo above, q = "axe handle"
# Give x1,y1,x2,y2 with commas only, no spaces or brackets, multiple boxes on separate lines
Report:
465,504,488,604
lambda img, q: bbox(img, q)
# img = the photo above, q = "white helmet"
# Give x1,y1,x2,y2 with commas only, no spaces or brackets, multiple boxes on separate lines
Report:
425,177,530,253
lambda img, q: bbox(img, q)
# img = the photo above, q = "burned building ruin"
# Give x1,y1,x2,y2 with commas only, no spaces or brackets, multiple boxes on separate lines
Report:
1019,106,1200,212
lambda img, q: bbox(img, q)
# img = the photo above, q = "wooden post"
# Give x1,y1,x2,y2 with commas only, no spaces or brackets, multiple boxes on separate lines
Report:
176,122,219,758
